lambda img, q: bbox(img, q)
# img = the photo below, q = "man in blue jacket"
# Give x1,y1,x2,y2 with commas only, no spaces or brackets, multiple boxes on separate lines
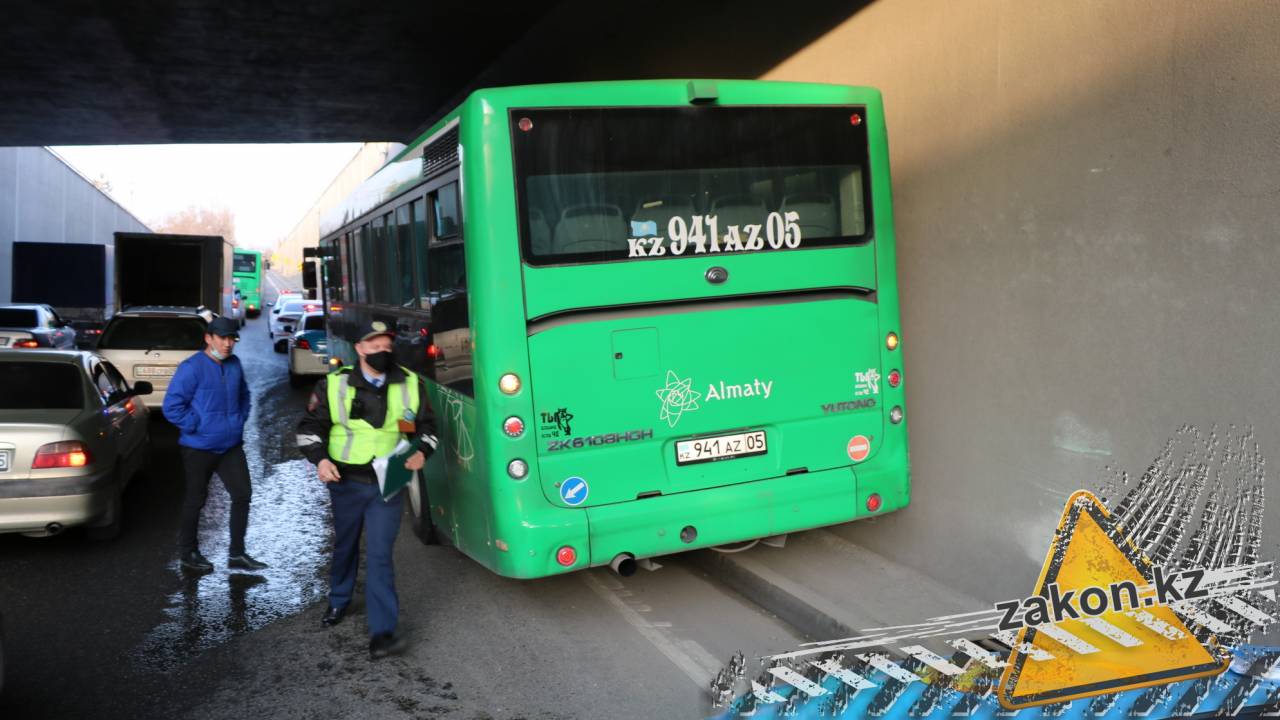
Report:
163,315,267,572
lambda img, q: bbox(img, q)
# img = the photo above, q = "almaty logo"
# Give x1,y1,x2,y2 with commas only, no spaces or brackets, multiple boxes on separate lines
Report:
656,370,701,427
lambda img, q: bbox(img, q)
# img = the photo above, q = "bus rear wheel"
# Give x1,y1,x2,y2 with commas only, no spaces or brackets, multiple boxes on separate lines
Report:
407,471,439,545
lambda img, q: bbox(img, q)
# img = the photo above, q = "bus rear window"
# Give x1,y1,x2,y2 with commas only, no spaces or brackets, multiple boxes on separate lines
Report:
512,106,873,266
233,254,258,273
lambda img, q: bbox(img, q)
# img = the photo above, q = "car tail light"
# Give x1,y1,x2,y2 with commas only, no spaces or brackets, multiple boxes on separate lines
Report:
888,369,901,388
296,338,311,350
125,399,138,415
503,416,525,437
866,493,883,512
556,546,577,566
33,441,91,469
304,304,318,311
232,299,240,308
426,344,442,360
13,339,39,348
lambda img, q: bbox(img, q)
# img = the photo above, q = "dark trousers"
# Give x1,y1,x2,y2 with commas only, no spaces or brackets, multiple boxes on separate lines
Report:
328,472,403,637
178,444,252,557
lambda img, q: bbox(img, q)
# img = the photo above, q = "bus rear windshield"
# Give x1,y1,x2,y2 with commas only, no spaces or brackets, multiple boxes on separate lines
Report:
513,106,873,266
233,254,258,273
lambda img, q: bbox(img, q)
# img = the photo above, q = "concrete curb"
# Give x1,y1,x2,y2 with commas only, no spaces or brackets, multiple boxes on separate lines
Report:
689,547,860,642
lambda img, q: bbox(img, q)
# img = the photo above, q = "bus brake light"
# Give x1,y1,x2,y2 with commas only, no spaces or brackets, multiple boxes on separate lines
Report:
866,493,882,512
499,373,521,395
888,369,901,388
503,416,525,438
556,546,577,566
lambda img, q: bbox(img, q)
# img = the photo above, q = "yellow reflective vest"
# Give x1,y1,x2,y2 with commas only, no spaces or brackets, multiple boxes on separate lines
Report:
326,366,421,464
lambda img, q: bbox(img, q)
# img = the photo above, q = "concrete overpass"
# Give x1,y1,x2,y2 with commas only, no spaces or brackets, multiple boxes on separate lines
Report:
4,0,1280,609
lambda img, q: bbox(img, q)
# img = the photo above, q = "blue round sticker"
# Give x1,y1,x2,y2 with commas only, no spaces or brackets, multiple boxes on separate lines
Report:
560,476,588,506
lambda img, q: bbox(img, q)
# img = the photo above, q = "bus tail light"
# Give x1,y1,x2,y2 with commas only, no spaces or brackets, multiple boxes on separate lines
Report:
887,369,901,388
33,441,91,469
507,459,529,479
503,416,525,437
866,493,883,513
556,546,577,566
890,406,904,424
886,332,899,351
499,373,521,395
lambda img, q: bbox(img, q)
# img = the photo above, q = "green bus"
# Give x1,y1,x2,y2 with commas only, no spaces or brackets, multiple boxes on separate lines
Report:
317,80,909,579
232,248,263,317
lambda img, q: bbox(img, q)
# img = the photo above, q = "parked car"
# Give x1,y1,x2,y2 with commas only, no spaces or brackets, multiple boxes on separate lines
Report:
95,308,209,409
269,299,318,353
0,351,152,540
288,311,330,387
0,304,77,349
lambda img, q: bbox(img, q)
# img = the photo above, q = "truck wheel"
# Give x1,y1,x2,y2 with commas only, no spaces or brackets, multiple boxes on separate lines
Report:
87,477,123,542
407,471,439,545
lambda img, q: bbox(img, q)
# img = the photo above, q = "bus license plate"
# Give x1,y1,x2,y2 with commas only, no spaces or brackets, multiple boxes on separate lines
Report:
135,365,176,378
0,450,10,472
676,430,767,466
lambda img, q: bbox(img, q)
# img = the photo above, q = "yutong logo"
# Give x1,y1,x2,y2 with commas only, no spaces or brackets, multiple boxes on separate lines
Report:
657,370,773,427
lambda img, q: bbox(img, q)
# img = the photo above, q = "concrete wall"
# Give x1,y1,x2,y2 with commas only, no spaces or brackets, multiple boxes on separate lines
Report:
0,147,150,304
764,1,1280,602
270,142,402,284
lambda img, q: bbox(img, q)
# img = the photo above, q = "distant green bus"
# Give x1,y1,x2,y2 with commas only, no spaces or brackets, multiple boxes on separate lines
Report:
231,248,262,317
317,80,910,579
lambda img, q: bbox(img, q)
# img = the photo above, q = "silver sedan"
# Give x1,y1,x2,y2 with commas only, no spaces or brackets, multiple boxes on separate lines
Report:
0,350,152,540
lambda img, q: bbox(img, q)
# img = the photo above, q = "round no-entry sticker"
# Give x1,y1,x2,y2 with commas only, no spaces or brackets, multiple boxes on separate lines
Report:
847,435,871,462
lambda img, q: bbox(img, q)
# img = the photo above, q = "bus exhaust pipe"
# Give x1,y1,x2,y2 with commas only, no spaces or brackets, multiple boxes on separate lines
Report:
45,522,64,536
610,553,637,577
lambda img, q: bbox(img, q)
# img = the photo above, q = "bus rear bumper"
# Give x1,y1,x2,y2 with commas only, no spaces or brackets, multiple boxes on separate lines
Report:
585,463,906,569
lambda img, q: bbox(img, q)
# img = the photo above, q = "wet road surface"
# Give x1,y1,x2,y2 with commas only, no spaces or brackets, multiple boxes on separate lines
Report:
0,277,809,719
0,282,331,718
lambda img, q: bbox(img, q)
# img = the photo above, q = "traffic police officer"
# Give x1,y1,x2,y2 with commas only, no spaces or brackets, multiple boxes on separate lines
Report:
296,321,438,659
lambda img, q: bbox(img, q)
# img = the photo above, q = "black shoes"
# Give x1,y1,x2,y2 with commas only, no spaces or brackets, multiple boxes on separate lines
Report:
369,632,405,659
321,605,346,627
180,550,213,572
228,553,269,571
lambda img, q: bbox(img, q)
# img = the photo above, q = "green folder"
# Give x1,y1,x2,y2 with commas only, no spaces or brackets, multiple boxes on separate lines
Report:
375,441,418,501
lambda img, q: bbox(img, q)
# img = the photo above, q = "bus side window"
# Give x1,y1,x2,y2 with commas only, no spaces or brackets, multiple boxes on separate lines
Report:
425,181,472,396
411,198,429,309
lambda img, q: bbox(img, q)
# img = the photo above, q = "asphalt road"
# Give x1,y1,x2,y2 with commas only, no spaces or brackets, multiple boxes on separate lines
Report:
0,278,804,719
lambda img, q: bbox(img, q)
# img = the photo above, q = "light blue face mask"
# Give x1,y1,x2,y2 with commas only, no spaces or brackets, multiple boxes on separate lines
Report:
209,347,230,361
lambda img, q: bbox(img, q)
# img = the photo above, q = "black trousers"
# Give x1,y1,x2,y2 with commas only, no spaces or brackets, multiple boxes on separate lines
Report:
177,444,252,557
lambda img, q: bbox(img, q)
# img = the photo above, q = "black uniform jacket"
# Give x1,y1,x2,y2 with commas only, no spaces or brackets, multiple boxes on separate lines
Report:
296,365,439,477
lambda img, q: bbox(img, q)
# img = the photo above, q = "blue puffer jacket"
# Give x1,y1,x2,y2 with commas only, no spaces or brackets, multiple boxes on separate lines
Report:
162,351,252,453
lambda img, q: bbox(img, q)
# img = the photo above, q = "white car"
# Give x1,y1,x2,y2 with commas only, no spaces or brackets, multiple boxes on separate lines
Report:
0,350,151,540
288,311,329,387
95,309,209,409
269,299,319,353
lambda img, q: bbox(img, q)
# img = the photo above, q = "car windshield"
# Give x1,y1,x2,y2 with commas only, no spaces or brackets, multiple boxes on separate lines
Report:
281,301,310,315
302,315,325,331
0,362,83,409
99,316,207,350
0,308,39,327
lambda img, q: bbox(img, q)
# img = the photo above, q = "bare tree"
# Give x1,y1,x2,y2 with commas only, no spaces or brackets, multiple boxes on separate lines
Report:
153,205,236,243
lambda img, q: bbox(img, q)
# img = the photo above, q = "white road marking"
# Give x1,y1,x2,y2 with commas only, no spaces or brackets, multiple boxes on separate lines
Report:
810,658,878,690
768,666,828,697
992,630,1056,661
1217,595,1274,625
581,571,718,690
857,653,921,684
1035,623,1100,654
1122,609,1187,640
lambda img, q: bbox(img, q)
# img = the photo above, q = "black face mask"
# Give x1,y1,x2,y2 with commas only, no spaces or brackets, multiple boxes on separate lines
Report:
364,350,393,374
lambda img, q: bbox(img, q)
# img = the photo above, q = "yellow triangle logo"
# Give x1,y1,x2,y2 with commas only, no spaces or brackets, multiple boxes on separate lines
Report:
997,490,1228,709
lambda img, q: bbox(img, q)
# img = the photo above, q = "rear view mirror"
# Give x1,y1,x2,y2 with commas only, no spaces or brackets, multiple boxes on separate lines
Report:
132,381,154,396
266,302,274,307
